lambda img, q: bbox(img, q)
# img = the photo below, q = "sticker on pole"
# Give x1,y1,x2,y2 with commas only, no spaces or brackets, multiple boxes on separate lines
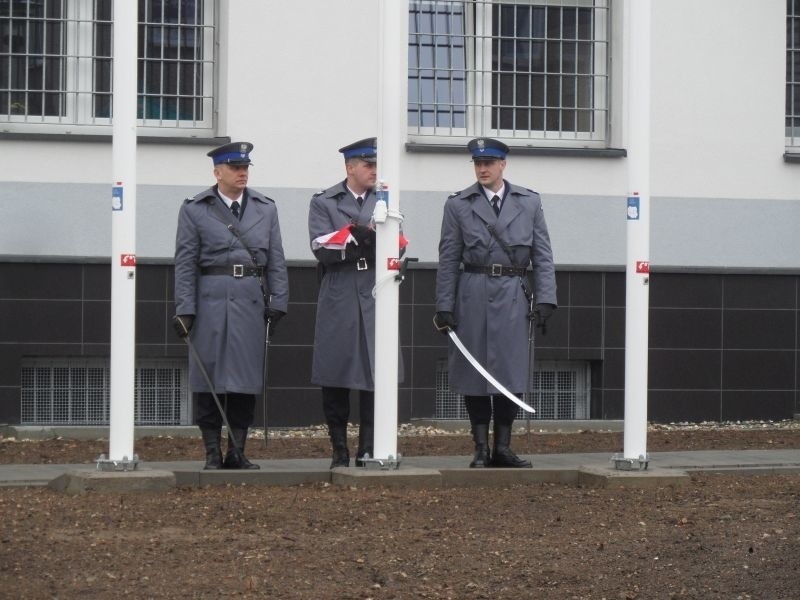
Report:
387,257,400,271
120,254,136,267
627,196,639,220
636,261,649,274
112,185,124,211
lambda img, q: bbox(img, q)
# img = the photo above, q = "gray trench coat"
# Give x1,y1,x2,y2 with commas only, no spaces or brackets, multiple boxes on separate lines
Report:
174,186,289,394
308,181,378,390
436,181,557,395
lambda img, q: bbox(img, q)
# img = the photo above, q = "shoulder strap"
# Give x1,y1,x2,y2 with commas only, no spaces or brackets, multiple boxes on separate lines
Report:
486,224,533,304
210,196,271,307
210,197,260,268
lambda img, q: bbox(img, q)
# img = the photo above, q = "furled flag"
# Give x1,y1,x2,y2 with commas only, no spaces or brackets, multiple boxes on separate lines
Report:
311,224,356,250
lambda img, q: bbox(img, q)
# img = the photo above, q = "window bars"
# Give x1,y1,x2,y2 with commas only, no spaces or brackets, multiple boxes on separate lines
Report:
788,0,800,149
408,0,610,146
435,358,591,420
20,357,190,426
0,0,215,134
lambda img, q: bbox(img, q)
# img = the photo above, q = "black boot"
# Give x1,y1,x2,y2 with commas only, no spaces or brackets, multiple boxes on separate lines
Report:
200,427,223,470
355,424,373,467
329,425,350,468
490,423,532,468
223,428,260,470
469,423,491,468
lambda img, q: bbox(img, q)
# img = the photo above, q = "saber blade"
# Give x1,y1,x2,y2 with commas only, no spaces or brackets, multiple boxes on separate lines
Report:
447,330,535,414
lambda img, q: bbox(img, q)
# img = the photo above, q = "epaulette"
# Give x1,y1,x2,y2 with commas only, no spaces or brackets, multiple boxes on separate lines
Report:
448,191,461,199
249,191,274,204
312,190,325,198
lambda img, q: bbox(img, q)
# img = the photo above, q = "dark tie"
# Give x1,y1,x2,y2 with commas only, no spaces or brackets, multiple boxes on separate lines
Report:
230,200,240,219
491,195,501,217
356,196,364,208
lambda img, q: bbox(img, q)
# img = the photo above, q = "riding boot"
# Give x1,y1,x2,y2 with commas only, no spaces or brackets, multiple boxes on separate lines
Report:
490,423,532,468
355,423,374,467
200,427,223,470
468,423,491,468
329,424,350,468
223,428,260,470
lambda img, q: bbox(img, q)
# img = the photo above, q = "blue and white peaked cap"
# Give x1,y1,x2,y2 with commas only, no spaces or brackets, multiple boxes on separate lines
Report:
467,137,509,160
207,141,254,166
338,137,377,163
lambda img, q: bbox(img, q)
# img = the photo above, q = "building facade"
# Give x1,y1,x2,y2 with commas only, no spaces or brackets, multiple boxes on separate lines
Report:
0,0,798,426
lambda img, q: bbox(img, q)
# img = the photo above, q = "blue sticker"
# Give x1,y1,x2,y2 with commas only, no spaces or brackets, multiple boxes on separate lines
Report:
112,186,124,211
627,196,639,220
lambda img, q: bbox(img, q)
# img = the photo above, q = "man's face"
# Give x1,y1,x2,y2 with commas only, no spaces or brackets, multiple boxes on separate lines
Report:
346,159,377,194
473,158,506,191
214,163,249,196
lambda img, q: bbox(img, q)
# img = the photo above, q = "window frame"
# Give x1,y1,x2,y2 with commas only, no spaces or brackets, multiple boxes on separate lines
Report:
787,0,800,151
407,0,611,148
0,0,216,137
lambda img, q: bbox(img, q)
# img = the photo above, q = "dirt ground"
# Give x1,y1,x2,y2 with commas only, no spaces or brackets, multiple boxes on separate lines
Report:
1,423,799,599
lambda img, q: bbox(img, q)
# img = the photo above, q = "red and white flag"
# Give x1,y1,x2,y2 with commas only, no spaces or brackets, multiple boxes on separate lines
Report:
312,224,356,250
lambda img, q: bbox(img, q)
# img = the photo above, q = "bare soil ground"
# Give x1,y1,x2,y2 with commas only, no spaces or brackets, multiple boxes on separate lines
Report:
1,423,799,599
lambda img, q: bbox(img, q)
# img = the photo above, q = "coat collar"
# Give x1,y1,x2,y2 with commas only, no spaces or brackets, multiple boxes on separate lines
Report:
462,180,522,229
195,186,266,232
325,180,374,223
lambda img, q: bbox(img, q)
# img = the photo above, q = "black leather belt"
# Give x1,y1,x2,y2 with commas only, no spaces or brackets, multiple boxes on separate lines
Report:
463,263,527,277
200,265,264,278
325,258,374,272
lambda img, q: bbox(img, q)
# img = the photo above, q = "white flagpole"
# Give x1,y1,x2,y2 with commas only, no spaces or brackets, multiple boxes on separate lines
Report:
372,0,408,464
104,0,138,469
620,0,651,469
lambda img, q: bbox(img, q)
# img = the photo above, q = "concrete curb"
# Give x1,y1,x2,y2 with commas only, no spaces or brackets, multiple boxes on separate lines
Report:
48,468,176,494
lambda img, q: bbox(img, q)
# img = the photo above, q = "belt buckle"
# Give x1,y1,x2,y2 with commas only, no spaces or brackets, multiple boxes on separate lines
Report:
357,258,368,271
232,264,244,278
490,264,503,277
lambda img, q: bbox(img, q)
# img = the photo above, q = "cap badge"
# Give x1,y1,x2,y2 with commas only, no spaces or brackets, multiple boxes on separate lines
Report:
477,139,485,152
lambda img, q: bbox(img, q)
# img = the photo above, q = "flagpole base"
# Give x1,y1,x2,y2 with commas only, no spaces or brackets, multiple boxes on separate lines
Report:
611,453,649,471
96,453,140,472
358,453,402,470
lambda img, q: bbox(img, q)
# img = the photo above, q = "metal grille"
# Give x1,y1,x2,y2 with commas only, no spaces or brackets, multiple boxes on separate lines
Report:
20,357,190,425
0,0,215,133
435,358,590,420
788,0,800,148
408,0,610,145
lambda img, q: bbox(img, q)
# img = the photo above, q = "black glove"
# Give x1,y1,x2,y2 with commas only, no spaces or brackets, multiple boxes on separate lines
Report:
350,224,375,246
533,303,555,334
265,308,286,337
172,314,194,338
433,311,457,334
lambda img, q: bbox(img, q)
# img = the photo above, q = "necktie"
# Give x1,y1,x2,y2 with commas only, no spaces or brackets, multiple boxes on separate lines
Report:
230,200,240,219
491,195,500,217
356,196,364,208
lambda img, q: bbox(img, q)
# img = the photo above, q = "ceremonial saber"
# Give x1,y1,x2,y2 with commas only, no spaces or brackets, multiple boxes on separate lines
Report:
262,319,271,450
182,335,241,458
447,330,535,414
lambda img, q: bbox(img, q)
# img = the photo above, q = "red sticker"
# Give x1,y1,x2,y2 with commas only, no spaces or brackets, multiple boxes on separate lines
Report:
636,261,649,274
121,254,136,266
387,257,400,271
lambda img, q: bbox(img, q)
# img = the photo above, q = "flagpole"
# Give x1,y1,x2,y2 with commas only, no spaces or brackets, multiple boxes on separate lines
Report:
372,0,408,466
101,0,138,471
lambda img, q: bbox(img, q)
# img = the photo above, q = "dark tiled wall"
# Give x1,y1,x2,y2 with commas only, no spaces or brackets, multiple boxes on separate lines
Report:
0,263,797,425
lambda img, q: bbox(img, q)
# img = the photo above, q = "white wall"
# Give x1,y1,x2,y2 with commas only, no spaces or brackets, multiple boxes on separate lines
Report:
0,0,797,269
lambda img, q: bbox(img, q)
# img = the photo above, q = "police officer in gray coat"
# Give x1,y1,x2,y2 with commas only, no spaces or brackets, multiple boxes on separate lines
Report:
308,138,379,468
173,142,289,470
434,138,557,468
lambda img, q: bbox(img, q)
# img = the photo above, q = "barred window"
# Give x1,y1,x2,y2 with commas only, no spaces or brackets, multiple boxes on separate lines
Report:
408,0,610,146
1,0,215,135
788,0,800,149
